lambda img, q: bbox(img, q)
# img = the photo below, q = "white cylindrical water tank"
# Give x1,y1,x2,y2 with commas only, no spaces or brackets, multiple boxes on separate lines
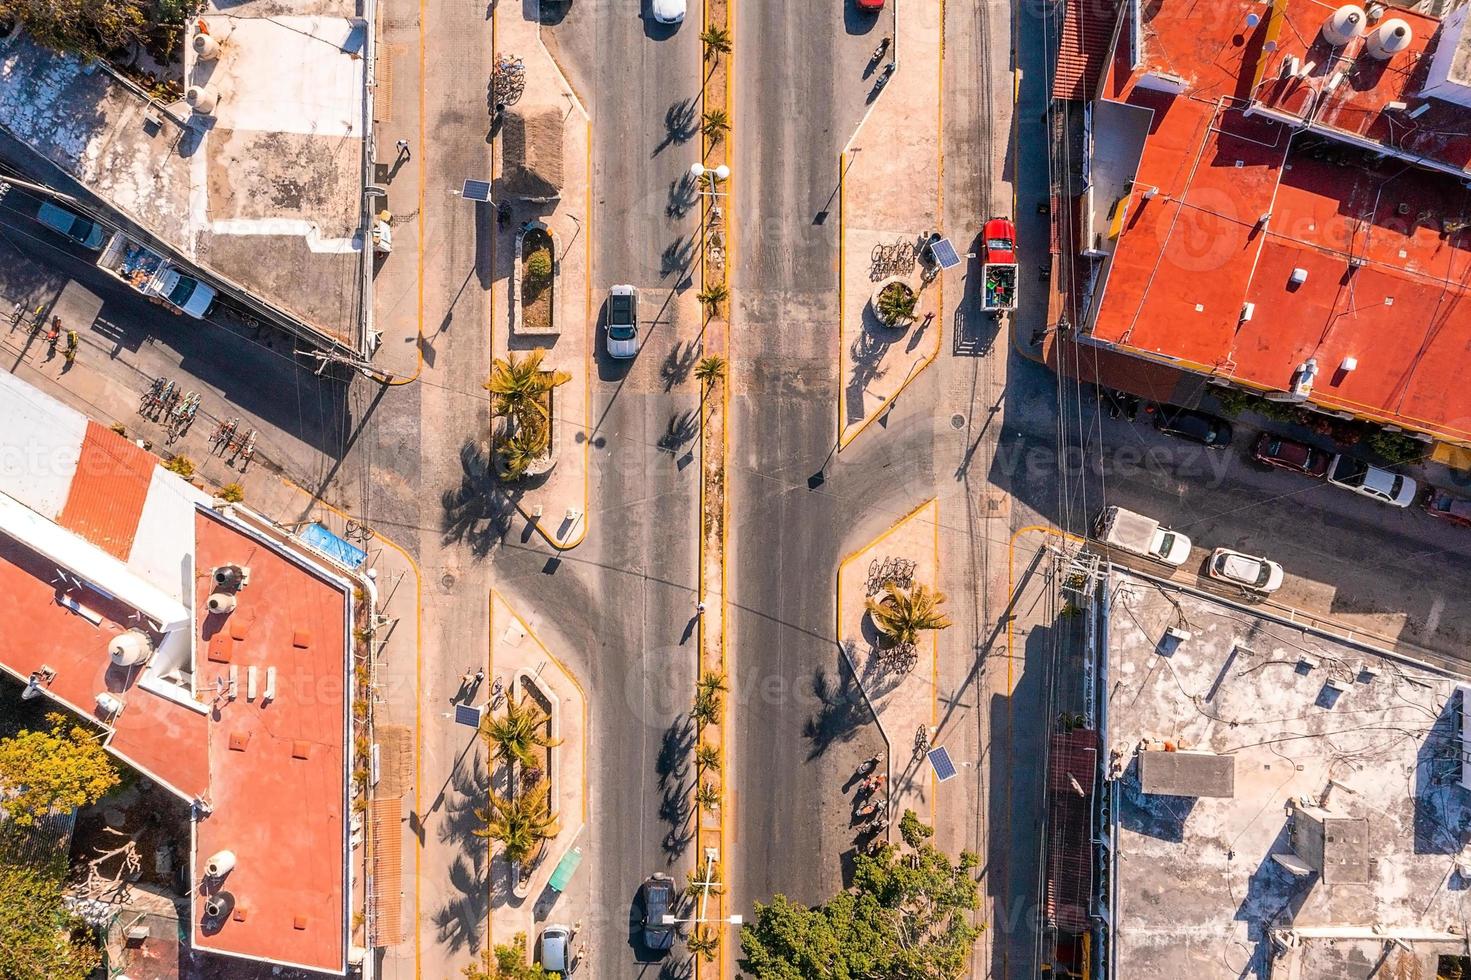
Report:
1365,18,1412,59
1320,4,1366,46
207,592,237,615
108,629,153,668
205,850,236,877
193,33,221,60
187,85,220,114
96,692,124,717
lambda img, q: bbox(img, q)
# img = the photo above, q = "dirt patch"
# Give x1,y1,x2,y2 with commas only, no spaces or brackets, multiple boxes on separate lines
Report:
69,780,191,897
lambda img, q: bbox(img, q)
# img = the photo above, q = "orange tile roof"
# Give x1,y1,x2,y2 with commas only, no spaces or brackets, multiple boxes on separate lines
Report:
57,421,156,560
1054,0,1124,101
1081,0,1471,442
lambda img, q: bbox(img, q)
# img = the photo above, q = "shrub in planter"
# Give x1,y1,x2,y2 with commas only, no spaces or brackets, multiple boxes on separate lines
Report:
876,281,917,326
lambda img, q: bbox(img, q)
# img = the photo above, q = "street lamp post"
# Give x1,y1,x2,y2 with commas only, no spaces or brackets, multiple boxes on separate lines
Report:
689,162,731,197
664,847,743,928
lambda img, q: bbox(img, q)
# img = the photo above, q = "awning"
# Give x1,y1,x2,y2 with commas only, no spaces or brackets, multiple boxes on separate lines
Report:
548,845,583,893
298,522,367,569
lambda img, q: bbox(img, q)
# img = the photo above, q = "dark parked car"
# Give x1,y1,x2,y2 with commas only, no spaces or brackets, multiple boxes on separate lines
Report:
1149,405,1233,449
1251,433,1330,477
639,874,676,951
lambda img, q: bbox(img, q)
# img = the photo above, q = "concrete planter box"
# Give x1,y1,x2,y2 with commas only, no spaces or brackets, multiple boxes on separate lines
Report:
513,221,559,336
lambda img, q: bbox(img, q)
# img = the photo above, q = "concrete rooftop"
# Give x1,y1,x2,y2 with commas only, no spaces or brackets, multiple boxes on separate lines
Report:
1104,573,1471,980
0,1,367,351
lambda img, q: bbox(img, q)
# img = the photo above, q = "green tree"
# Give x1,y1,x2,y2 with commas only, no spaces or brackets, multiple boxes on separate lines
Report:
697,283,729,315
524,249,553,295
687,926,720,962
702,109,730,142
698,669,729,699
690,688,721,729
481,696,561,771
497,421,548,481
0,842,102,979
484,348,571,427
876,281,917,325
162,454,195,479
695,355,726,386
0,0,148,57
461,931,548,980
473,778,560,865
739,811,981,980
694,741,721,773
694,780,720,812
0,713,118,827
218,482,245,503
865,583,952,650
699,25,731,56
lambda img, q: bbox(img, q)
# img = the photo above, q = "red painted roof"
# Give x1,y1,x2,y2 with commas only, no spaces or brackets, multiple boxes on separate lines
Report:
1054,0,1124,101
1253,0,1471,177
1084,0,1471,442
57,421,155,560
190,510,348,973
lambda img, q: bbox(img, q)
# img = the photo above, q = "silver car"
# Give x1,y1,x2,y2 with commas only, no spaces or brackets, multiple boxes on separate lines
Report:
606,285,639,359
539,924,574,974
1326,454,1417,508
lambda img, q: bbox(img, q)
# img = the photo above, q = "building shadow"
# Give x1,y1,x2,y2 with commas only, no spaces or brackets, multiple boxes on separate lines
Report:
1415,690,1470,855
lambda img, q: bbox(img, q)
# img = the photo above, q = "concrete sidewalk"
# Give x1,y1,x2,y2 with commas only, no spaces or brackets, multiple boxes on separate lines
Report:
837,499,943,835
487,591,590,966
489,5,593,551
837,0,945,449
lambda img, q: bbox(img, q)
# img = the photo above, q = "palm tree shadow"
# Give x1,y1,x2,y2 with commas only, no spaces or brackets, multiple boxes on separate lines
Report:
802,657,875,761
657,716,697,860
432,849,491,954
660,339,700,391
653,97,699,156
441,439,520,557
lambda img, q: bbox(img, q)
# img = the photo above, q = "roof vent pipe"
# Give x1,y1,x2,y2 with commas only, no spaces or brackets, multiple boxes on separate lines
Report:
1320,5,1366,47
1365,19,1412,59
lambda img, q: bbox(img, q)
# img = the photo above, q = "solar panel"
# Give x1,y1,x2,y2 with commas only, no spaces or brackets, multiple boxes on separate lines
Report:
928,746,958,782
461,179,493,202
454,703,484,728
928,236,962,270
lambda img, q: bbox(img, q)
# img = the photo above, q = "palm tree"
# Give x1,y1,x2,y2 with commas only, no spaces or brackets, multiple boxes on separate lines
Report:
691,688,721,729
701,109,730,142
473,778,560,865
700,26,731,56
694,781,720,812
876,282,918,325
687,927,720,962
483,348,571,425
697,283,729,314
684,863,724,902
694,355,726,386
695,741,721,773
697,669,729,699
498,424,546,480
865,582,953,650
481,695,561,770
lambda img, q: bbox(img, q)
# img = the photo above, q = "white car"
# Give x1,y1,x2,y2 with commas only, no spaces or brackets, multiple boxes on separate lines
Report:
1208,548,1284,594
606,285,639,359
539,923,573,974
1327,454,1416,507
649,0,685,24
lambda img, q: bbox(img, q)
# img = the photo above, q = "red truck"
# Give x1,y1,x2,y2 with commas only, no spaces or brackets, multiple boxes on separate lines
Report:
982,217,1017,312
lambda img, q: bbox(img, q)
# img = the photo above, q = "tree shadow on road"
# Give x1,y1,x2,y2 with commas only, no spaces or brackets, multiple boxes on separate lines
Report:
657,409,700,456
654,98,699,156
657,716,697,861
667,173,699,218
660,340,700,391
802,655,876,761
432,745,491,955
441,439,521,557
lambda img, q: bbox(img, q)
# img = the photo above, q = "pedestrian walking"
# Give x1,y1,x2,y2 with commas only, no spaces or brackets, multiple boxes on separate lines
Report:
395,138,410,160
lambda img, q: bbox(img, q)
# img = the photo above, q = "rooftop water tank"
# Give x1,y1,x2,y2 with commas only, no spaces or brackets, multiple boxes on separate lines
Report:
206,592,237,615
204,850,236,878
1365,18,1413,59
1321,4,1366,46
108,629,153,668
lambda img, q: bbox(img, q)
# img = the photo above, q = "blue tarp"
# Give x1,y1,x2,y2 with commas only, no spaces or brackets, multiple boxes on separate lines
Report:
299,523,368,569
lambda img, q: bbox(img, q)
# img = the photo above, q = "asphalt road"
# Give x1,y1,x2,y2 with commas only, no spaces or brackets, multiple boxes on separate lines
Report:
542,7,705,976
726,0,892,939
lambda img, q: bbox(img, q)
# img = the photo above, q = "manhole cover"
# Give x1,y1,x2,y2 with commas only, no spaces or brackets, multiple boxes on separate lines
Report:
950,414,966,429
440,572,456,592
